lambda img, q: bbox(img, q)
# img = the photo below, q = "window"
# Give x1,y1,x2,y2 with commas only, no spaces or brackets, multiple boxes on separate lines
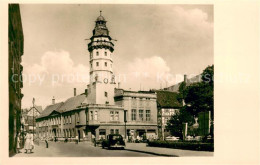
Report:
96,51,99,56
76,112,80,123
110,129,114,134
94,111,98,120
115,111,119,121
139,110,144,121
105,52,107,56
91,63,92,68
105,62,107,67
96,62,99,66
110,111,114,121
90,111,93,120
115,129,119,134
90,52,93,59
131,109,136,121
146,110,151,121
105,92,108,97
70,115,72,124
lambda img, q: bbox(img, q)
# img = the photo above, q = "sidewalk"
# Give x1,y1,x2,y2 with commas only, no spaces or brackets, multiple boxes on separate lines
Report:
125,143,214,157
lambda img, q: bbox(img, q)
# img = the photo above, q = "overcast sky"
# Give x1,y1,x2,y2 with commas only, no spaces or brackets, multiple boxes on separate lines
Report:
20,4,213,109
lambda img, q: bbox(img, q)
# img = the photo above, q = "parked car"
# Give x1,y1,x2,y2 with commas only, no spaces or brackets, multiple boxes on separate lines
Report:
194,136,202,141
185,135,194,141
102,134,125,149
165,136,180,141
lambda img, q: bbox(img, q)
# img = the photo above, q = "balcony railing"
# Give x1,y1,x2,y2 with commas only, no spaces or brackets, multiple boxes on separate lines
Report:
88,41,114,52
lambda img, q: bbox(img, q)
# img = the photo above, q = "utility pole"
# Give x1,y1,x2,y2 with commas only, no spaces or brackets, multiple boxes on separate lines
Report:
124,110,127,141
32,98,35,141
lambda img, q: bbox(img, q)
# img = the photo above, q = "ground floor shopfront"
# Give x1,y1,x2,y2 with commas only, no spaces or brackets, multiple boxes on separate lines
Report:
37,124,158,142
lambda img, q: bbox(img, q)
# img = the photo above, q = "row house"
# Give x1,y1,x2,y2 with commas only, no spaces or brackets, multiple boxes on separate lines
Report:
156,90,182,140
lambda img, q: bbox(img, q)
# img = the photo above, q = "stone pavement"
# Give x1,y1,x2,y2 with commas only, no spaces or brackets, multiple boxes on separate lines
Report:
125,142,214,157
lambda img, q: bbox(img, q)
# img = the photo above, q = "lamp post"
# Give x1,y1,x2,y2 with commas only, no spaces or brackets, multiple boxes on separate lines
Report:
124,110,127,141
32,98,35,140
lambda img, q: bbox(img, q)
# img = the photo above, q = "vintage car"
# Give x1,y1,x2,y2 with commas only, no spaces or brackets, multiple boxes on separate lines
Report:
102,134,125,149
165,136,180,141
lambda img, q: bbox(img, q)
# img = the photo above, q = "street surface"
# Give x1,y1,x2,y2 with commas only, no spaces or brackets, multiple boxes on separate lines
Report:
14,141,157,157
14,141,213,157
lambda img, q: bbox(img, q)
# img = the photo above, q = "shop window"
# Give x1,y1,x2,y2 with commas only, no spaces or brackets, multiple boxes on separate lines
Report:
110,129,114,134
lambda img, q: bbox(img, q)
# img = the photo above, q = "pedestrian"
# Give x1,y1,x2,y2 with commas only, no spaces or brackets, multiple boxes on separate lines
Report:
16,132,21,153
24,133,31,153
30,134,34,153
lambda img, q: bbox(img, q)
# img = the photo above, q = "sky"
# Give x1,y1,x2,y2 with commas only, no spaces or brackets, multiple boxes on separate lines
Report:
19,4,213,109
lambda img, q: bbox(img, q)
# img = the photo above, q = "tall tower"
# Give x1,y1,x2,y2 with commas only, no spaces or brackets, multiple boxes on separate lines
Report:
87,11,116,105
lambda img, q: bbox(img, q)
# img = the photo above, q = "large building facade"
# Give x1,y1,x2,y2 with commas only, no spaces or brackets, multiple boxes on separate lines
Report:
8,4,24,156
36,13,158,142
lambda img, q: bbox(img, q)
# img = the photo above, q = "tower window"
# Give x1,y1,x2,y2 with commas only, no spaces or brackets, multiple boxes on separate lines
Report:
91,63,92,68
96,51,99,56
105,52,107,56
105,62,107,67
96,62,99,66
105,92,108,97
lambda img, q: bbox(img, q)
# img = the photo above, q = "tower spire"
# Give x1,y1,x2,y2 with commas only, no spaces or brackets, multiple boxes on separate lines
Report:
100,10,102,16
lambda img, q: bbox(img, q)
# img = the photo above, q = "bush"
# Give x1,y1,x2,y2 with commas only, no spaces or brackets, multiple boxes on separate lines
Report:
147,141,214,151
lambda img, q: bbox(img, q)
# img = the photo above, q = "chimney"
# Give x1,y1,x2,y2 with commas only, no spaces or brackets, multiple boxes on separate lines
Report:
52,96,55,105
184,74,187,83
74,88,76,96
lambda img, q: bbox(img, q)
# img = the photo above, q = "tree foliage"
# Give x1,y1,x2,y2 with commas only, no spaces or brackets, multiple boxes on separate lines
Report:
183,65,214,117
166,107,194,139
166,65,214,138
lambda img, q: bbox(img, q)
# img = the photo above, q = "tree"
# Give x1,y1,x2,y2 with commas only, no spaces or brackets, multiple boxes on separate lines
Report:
167,65,214,139
166,107,194,140
183,65,214,117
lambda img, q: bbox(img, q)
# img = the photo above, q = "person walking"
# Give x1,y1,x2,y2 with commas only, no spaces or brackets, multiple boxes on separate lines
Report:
24,133,33,153
24,133,31,153
30,134,34,153
16,132,21,153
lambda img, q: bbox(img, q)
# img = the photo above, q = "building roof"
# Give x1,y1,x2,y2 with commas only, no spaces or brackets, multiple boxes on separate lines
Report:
37,102,63,119
59,94,87,113
165,74,202,92
156,90,182,108
35,105,43,113
96,15,106,22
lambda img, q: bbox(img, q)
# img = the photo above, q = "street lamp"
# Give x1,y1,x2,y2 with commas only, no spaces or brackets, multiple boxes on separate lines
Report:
32,98,35,140
124,110,127,141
